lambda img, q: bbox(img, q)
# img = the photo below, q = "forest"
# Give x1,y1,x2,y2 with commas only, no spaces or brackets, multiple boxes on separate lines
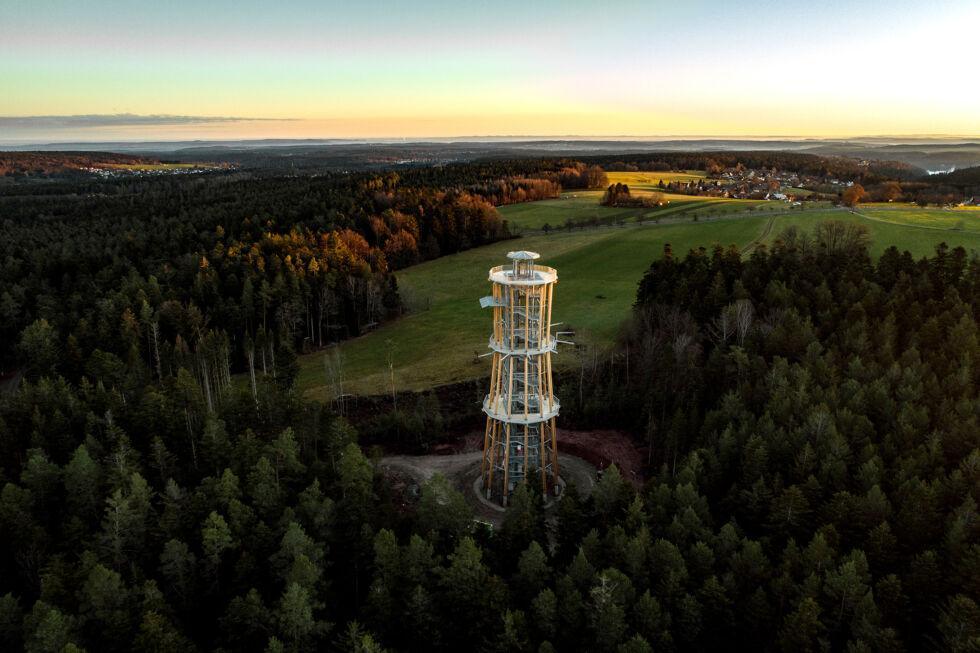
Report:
0,166,519,380
0,157,616,378
1,214,979,651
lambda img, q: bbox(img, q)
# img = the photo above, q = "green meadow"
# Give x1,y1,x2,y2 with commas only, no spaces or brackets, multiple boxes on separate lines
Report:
855,206,980,234
501,172,834,232
499,193,767,232
298,215,769,399
297,195,980,400
763,207,980,256
500,192,650,231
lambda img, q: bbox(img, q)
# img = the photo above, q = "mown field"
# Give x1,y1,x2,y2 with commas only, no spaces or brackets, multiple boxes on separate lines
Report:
605,170,707,186
298,214,771,399
296,191,980,400
765,206,980,255
855,205,980,233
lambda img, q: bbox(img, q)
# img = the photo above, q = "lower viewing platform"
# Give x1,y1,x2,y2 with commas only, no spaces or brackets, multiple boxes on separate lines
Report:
482,395,560,424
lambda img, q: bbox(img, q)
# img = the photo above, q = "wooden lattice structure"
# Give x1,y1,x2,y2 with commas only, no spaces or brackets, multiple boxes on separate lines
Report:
479,251,560,505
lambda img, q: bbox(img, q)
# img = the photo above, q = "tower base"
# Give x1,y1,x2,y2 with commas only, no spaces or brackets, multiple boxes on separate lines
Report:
473,474,565,512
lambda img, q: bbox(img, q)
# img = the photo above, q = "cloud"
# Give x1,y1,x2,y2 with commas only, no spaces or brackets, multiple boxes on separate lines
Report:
0,114,293,128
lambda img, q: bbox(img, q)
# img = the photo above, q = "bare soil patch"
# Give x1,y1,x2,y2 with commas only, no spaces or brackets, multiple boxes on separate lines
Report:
556,428,645,488
427,427,644,487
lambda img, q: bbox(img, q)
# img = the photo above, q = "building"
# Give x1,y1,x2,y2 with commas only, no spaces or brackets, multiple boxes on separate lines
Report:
479,251,560,505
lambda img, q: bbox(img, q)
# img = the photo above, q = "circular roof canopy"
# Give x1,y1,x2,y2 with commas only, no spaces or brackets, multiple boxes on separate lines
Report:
507,250,540,261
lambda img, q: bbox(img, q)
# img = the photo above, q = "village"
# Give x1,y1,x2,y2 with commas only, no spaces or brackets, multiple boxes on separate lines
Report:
655,166,850,202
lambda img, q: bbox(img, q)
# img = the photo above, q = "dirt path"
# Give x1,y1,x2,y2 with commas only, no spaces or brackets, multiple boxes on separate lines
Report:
742,213,777,255
846,207,967,233
379,450,482,486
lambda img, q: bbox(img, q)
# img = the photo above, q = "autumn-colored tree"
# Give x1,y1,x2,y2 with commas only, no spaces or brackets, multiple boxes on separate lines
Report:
879,181,902,202
841,183,867,206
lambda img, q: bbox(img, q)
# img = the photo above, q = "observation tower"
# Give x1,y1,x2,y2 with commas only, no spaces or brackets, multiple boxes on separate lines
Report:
479,251,561,505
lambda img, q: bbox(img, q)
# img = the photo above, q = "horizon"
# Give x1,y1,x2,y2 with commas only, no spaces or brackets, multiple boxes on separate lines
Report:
2,1,979,143
2,130,980,149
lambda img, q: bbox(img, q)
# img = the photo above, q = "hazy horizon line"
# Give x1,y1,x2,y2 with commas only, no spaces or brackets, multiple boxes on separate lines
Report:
3,134,980,149
2,115,979,147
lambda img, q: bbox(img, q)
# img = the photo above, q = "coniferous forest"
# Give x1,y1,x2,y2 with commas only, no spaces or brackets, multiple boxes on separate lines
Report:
2,158,980,652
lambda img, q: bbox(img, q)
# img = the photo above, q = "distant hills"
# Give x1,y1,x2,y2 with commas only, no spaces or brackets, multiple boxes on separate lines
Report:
2,136,979,172
0,137,980,171
4,138,980,181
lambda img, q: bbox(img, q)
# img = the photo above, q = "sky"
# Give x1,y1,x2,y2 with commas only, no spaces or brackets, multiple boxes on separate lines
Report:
1,0,978,142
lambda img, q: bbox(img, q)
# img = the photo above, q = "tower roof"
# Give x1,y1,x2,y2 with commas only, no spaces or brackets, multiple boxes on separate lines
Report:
507,250,540,261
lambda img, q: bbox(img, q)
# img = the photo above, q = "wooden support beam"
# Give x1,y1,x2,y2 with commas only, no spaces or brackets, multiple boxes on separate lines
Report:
509,286,515,349
481,413,491,479
540,284,546,346
502,351,515,501
551,416,559,490
523,354,529,485
486,419,498,493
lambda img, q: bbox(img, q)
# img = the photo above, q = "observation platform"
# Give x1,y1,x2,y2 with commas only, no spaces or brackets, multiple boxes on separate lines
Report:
487,336,557,355
482,394,560,424
488,263,557,286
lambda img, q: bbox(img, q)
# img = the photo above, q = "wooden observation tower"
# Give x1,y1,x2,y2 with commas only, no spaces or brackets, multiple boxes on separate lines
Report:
479,251,560,505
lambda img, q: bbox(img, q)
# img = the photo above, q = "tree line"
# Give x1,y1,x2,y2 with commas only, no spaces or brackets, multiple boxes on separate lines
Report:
1,155,617,381
601,183,665,208
842,177,979,207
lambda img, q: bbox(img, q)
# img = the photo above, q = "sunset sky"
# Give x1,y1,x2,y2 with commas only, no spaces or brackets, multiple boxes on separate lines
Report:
2,0,978,142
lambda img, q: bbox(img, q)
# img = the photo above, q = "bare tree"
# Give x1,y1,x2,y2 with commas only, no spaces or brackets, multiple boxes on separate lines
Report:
385,338,397,411
733,299,754,347
323,347,348,416
708,308,735,345
246,339,258,406
149,321,162,381
815,220,870,255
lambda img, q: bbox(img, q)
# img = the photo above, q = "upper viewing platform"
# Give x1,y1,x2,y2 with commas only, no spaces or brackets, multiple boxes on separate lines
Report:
489,251,557,286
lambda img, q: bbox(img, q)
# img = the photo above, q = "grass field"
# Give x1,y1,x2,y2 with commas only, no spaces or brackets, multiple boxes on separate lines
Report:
763,208,980,256
501,192,822,232
299,215,771,399
501,192,649,231
856,206,980,233
297,197,980,400
501,171,833,232
605,170,706,187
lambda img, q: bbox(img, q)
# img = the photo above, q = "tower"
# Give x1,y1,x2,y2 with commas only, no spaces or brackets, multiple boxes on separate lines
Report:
479,251,560,505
